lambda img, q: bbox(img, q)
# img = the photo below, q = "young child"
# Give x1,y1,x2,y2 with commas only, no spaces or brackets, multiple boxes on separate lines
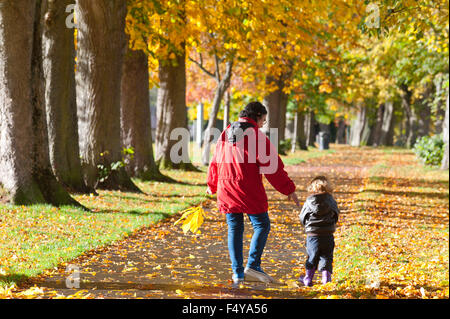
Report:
298,175,339,286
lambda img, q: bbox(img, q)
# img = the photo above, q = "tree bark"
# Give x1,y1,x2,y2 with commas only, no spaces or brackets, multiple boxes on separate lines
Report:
42,0,91,194
379,100,395,146
32,0,84,206
434,79,446,134
155,49,197,171
435,104,446,135
400,84,418,148
278,91,288,143
441,94,449,170
372,104,385,146
0,0,45,204
75,0,140,192
350,102,368,147
292,111,307,151
305,111,317,148
201,59,233,166
0,0,83,207
121,47,172,182
263,75,289,143
336,117,346,144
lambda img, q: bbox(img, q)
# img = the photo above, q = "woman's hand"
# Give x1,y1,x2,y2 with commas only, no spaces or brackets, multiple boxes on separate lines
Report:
206,187,213,195
288,192,300,207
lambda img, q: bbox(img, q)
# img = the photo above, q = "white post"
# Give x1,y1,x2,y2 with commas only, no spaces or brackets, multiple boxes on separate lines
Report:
291,112,299,153
223,91,230,131
196,102,203,147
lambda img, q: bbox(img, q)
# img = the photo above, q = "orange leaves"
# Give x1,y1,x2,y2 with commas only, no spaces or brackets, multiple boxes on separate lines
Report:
330,148,449,299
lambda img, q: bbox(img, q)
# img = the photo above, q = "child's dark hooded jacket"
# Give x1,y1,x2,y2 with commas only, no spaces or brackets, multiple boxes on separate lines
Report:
299,193,339,236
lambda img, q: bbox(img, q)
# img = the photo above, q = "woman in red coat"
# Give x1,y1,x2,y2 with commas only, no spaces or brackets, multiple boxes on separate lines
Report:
207,102,299,284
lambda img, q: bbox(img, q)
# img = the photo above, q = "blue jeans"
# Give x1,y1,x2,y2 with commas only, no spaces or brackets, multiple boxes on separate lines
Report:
226,212,271,278
305,235,335,273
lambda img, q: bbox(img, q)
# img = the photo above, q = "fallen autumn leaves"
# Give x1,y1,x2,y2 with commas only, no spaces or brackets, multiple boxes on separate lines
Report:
1,145,448,299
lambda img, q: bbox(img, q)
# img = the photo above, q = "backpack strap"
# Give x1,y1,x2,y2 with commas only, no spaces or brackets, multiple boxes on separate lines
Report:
226,121,256,143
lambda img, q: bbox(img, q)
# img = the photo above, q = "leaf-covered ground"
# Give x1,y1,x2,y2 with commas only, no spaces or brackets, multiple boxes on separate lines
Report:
1,145,448,299
0,147,323,291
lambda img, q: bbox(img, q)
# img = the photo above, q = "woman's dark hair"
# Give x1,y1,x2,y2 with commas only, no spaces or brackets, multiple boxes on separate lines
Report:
239,102,268,122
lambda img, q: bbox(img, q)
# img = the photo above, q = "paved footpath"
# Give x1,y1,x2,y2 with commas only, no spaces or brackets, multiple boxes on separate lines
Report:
18,146,383,299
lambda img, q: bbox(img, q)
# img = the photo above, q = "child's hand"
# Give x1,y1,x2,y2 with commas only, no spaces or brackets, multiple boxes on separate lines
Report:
288,192,300,207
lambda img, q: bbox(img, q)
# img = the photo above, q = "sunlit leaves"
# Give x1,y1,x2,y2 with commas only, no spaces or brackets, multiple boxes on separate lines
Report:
174,205,206,234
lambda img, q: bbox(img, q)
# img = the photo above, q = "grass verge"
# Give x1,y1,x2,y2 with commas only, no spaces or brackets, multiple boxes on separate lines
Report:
0,168,207,288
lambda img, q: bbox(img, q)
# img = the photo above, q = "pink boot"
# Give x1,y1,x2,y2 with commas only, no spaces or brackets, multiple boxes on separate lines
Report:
322,270,332,284
299,268,316,287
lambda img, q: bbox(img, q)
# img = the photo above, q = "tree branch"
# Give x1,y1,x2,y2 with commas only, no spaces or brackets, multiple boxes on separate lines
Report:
214,54,221,83
188,54,216,79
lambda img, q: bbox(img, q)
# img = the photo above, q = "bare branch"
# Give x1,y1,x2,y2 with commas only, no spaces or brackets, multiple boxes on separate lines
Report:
214,54,221,83
188,55,216,79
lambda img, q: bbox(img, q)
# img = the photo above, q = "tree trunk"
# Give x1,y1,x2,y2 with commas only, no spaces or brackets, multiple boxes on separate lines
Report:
155,49,197,171
417,103,431,138
401,84,418,148
372,104,385,146
415,85,432,139
120,47,172,182
336,117,346,144
435,104,446,135
263,76,288,143
0,0,45,204
278,91,288,142
202,60,233,166
0,0,83,207
292,111,307,151
434,74,445,135
350,102,367,147
305,111,317,148
361,120,371,146
386,115,395,146
441,94,449,170
32,0,84,206
379,100,395,146
402,111,409,146
75,0,140,192
42,0,91,194
416,88,432,139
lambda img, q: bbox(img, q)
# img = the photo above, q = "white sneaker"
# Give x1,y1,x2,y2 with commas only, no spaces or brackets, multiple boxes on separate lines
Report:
244,267,274,283
232,274,245,285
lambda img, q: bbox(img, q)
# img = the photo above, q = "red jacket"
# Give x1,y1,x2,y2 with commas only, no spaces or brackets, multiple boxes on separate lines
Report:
207,117,296,214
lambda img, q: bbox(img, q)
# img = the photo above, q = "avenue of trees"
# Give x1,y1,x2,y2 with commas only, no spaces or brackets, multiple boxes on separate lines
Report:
0,0,448,207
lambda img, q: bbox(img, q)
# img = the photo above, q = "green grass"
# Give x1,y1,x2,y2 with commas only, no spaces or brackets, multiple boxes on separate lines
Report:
281,147,335,165
0,168,207,287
